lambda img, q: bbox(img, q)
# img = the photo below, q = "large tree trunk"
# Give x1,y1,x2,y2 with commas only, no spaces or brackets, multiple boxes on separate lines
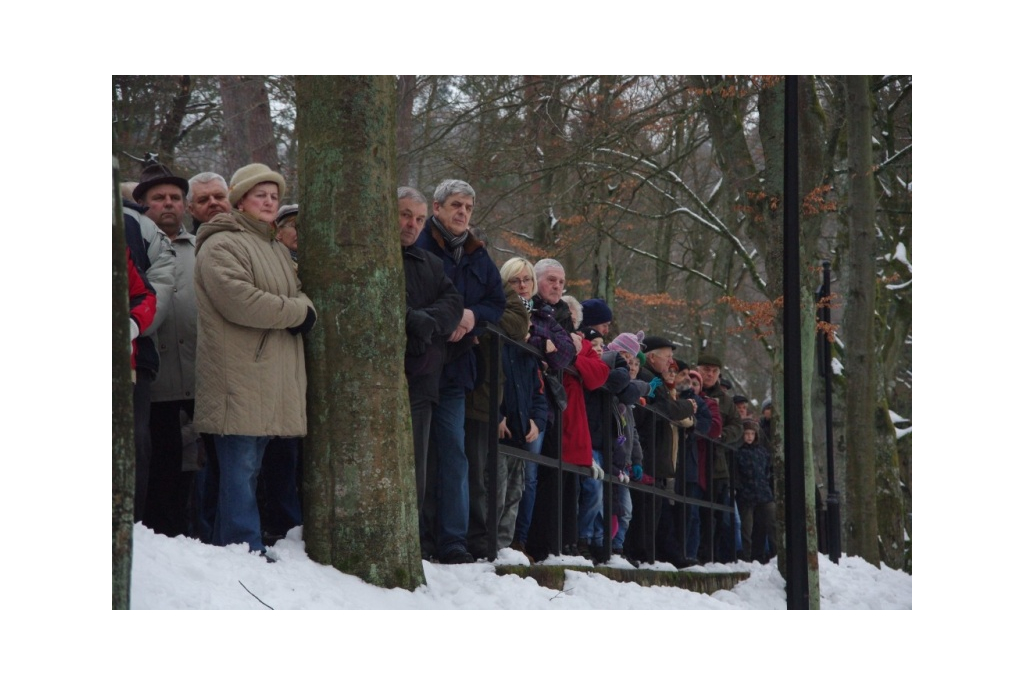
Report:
219,76,279,174
112,157,134,609
296,76,425,590
843,75,881,566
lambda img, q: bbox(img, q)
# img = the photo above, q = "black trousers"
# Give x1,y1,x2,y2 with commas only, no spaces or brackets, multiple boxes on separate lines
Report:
145,399,196,537
133,370,153,522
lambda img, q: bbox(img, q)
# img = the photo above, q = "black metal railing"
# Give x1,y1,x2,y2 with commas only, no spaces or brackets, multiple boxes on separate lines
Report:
480,322,737,566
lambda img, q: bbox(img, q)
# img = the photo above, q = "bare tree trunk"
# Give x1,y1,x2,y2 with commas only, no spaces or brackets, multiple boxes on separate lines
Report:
156,76,192,166
875,392,905,568
843,75,881,566
219,76,279,173
112,158,134,609
296,76,425,590
396,75,417,186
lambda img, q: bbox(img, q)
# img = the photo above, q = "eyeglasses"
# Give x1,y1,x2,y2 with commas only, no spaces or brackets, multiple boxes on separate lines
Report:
508,277,534,286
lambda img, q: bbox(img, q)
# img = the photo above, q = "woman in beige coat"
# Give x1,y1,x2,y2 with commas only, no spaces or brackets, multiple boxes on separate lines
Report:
194,163,316,556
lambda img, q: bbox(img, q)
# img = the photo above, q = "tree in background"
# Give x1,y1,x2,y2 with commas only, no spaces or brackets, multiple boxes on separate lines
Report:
218,76,279,173
296,76,424,590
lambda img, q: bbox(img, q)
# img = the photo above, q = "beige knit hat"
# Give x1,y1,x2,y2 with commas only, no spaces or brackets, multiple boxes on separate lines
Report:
228,163,286,207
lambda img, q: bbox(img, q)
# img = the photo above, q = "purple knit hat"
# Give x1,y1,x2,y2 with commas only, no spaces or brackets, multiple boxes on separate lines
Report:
607,330,645,357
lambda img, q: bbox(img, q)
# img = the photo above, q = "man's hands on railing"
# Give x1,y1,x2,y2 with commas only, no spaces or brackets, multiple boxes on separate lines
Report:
590,459,605,480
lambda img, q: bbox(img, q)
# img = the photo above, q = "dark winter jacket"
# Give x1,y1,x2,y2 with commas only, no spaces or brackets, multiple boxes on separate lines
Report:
585,350,641,453
415,217,506,391
403,245,463,404
499,337,548,446
735,438,774,506
527,302,576,371
675,387,712,482
531,295,574,336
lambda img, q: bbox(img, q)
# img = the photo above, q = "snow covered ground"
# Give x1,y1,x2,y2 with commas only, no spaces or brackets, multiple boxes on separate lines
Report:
131,524,910,610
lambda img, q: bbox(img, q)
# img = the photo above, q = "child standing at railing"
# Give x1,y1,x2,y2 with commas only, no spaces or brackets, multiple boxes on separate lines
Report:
735,419,776,563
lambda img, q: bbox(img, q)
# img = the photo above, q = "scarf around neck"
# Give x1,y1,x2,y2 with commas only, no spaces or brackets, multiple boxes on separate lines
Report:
433,216,469,264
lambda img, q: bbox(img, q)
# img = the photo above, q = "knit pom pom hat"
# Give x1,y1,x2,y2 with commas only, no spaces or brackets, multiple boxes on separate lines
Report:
607,330,645,357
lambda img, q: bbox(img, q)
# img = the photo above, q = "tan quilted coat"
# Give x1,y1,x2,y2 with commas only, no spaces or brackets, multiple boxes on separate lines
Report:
194,209,314,437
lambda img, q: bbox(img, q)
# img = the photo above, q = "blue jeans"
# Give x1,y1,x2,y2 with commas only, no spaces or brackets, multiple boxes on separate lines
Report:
431,384,470,555
612,483,632,550
513,431,544,544
212,435,271,553
578,450,604,545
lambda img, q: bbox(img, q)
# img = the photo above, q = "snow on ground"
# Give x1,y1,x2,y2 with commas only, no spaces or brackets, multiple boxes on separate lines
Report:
131,523,911,610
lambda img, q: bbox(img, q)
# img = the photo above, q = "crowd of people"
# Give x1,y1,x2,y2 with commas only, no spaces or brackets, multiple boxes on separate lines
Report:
120,162,776,567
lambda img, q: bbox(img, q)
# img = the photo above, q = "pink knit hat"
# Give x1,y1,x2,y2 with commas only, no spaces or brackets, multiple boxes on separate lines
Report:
607,330,645,357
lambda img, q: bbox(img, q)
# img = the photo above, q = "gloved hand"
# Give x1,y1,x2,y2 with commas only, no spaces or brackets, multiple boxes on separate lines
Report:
406,336,427,357
288,306,317,336
647,377,663,397
631,464,643,481
679,416,695,428
130,319,139,341
590,459,605,480
406,308,435,341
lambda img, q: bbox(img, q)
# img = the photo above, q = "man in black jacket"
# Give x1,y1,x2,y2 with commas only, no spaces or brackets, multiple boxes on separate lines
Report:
399,187,463,545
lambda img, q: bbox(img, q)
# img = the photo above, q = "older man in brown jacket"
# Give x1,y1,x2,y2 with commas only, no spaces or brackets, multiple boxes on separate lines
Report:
194,163,315,557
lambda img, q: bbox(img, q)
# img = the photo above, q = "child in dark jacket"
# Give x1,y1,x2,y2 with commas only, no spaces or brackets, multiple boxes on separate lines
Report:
735,419,776,563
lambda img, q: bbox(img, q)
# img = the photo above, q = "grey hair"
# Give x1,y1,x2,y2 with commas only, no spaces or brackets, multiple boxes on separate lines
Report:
561,295,583,329
187,171,228,204
398,186,428,204
433,179,475,204
533,258,565,279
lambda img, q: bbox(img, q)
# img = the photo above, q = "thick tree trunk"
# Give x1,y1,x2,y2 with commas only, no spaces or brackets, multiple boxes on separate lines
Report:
296,76,425,590
112,158,134,609
219,76,279,174
843,75,881,566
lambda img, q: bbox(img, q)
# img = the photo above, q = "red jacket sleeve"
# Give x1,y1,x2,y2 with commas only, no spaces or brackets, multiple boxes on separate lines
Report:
128,248,157,334
702,391,723,439
572,340,610,391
